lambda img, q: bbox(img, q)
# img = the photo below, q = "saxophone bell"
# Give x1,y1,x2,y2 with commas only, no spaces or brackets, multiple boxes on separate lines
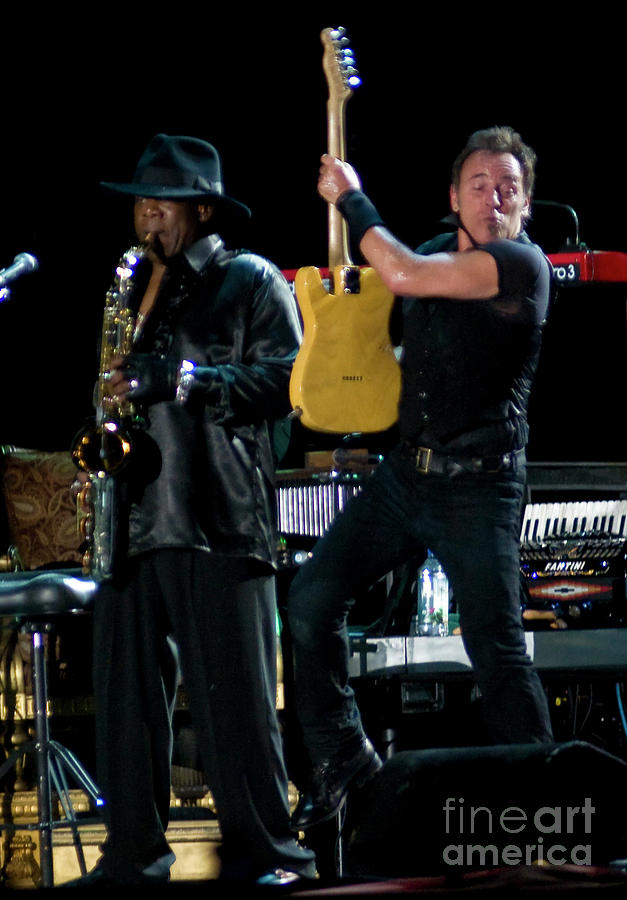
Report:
72,421,133,476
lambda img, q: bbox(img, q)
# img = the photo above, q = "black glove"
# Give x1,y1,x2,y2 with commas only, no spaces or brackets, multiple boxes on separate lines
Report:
123,354,178,406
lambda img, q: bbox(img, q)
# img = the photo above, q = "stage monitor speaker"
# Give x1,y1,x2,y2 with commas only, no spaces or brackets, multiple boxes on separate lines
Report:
344,740,627,879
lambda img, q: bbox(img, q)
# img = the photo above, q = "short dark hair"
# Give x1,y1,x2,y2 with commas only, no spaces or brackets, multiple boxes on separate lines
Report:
451,126,537,198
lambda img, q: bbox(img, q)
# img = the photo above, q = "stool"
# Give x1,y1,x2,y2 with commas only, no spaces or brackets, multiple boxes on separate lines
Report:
0,570,100,888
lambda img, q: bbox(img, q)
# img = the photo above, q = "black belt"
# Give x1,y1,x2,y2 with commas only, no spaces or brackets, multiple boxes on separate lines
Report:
399,441,523,477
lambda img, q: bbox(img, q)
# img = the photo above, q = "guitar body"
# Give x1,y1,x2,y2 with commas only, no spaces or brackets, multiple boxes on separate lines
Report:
290,27,400,434
290,265,401,433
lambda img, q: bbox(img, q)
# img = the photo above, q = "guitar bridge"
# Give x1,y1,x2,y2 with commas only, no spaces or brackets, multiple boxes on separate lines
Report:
340,265,361,295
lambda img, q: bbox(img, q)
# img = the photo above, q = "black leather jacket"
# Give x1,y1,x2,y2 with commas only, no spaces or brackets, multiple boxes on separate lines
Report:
126,234,301,567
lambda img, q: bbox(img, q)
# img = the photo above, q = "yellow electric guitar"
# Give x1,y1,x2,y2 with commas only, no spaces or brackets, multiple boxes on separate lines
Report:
289,27,401,435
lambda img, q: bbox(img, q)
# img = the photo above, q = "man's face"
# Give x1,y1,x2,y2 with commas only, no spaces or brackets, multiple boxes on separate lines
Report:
134,197,213,259
450,150,530,249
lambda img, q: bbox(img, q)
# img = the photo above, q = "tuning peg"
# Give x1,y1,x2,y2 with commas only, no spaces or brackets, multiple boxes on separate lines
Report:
326,26,361,88
331,26,352,50
341,58,360,87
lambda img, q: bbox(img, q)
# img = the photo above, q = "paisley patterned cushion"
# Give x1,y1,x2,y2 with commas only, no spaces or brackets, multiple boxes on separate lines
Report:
1,447,82,570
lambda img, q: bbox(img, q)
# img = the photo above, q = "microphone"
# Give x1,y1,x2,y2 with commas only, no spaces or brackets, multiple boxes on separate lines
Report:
0,252,39,288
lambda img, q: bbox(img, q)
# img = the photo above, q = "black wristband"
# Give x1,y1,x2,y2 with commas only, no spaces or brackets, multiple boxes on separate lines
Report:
336,189,385,244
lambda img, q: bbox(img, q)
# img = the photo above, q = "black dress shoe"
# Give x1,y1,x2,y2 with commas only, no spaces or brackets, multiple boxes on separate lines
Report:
60,856,172,887
256,867,319,888
60,866,116,887
292,738,382,830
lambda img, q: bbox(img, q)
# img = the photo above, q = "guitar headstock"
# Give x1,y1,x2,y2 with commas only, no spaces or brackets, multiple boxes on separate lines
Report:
321,26,361,104
321,26,361,267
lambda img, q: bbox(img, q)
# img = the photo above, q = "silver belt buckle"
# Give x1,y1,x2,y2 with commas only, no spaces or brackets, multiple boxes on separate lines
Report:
416,446,432,474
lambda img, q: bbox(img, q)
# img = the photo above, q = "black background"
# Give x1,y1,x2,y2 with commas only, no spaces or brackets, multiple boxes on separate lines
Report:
1,11,625,464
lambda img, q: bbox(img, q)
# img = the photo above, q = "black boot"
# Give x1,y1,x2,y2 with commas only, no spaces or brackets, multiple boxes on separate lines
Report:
292,738,383,830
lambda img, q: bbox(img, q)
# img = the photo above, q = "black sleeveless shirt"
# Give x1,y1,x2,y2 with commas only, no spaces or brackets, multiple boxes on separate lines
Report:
398,232,552,456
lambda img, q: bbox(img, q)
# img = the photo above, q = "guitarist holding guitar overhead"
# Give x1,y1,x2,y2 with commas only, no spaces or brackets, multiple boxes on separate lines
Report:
289,126,555,832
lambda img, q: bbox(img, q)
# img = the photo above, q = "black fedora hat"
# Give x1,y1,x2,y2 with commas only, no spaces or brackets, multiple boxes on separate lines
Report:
101,134,251,221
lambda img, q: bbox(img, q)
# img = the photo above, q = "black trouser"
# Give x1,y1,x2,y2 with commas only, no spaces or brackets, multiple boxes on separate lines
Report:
288,448,553,766
93,549,315,882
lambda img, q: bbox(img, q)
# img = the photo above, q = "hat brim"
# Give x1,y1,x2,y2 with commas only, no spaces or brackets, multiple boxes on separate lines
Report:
100,181,252,220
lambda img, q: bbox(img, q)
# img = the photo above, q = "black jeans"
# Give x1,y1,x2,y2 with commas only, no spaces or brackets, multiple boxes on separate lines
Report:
288,448,553,765
93,549,315,882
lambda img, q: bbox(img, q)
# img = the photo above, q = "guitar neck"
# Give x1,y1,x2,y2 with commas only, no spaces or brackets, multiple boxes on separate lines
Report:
322,26,359,272
327,93,353,269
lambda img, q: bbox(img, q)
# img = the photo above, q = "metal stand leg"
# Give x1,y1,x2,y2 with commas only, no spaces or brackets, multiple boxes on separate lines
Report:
32,630,54,888
334,804,347,878
0,625,103,888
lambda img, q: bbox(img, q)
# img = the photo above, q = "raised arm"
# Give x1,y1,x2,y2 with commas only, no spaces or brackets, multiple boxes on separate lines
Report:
317,154,500,301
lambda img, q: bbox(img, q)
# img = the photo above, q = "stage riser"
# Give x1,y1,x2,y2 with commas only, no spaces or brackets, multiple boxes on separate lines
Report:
0,815,222,888
344,741,627,880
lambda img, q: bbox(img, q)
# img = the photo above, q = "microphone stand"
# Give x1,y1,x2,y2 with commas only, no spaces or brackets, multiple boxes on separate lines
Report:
533,199,584,250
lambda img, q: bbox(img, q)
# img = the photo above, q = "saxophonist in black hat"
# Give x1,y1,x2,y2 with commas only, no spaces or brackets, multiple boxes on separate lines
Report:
69,134,316,888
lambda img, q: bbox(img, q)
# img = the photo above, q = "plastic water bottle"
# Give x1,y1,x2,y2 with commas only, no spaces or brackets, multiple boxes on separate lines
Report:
416,554,434,635
416,551,449,636
432,558,450,637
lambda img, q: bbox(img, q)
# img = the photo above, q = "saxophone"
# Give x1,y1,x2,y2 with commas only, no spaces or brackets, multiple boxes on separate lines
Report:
73,241,150,581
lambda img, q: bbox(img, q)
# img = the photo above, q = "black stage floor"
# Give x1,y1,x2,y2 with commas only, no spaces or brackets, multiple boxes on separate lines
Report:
33,865,627,897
